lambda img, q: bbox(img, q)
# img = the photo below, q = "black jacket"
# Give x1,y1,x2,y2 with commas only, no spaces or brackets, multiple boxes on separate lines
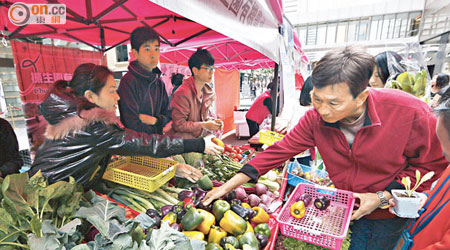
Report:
118,61,171,135
0,118,23,176
30,89,204,189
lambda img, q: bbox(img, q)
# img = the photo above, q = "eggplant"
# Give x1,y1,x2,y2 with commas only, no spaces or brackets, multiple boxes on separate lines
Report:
297,193,312,207
178,190,195,201
231,204,251,220
197,201,213,212
314,195,331,211
231,199,242,206
145,209,162,228
193,186,207,203
224,190,236,202
171,205,186,223
255,233,269,249
160,205,173,217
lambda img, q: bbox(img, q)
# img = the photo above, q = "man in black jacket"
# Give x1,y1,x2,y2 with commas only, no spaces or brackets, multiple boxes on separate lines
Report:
118,26,171,135
0,117,22,177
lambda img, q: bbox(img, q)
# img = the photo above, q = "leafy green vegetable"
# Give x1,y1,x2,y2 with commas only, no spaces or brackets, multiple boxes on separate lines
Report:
147,221,193,250
280,227,351,250
182,153,203,166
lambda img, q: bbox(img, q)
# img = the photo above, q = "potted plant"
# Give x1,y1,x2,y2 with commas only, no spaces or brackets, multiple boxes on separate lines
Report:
392,170,434,218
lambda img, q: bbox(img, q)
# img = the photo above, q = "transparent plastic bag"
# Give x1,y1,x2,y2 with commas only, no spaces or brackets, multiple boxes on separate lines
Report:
384,42,431,102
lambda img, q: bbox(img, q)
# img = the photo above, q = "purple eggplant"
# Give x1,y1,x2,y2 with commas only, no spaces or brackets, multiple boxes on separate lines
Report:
297,193,312,207
314,195,331,210
145,209,162,228
224,190,236,202
197,201,213,212
193,186,207,203
160,205,174,217
255,233,269,249
178,190,194,201
171,205,186,224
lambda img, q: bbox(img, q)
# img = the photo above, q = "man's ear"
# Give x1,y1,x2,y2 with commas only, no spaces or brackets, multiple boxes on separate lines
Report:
84,90,97,104
356,88,369,106
131,48,139,59
192,67,199,77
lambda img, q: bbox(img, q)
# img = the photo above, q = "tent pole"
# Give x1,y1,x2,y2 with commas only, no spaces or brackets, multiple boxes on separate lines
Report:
270,63,279,131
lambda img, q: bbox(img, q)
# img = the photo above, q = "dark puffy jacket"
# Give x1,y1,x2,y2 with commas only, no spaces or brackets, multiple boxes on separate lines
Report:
30,89,204,189
118,61,171,135
0,118,23,176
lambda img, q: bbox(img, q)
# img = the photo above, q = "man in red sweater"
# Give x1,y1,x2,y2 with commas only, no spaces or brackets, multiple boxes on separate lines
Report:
391,88,450,250
203,46,448,250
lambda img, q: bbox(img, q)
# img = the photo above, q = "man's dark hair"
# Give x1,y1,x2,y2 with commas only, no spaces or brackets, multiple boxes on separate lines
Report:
435,85,450,139
300,76,313,106
436,73,450,89
374,51,405,84
171,73,184,87
311,46,375,98
130,26,160,51
188,48,214,75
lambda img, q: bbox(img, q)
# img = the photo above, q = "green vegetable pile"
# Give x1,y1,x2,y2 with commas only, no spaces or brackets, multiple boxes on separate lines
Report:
276,227,351,250
200,154,243,183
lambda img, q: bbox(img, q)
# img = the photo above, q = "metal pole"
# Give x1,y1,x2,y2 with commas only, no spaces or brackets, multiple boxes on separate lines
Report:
8,104,15,129
271,63,279,131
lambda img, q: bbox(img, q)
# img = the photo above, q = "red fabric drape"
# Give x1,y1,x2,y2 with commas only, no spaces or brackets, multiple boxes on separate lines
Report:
214,69,240,133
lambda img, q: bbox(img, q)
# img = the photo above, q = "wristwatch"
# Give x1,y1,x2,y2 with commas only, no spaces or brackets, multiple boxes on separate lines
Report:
377,191,390,209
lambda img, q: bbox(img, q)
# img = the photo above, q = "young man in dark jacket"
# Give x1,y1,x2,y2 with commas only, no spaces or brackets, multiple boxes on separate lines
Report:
0,117,23,177
118,26,171,135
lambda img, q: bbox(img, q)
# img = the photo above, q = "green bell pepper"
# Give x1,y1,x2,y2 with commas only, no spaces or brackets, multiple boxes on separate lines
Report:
205,242,223,250
212,200,230,222
220,236,240,249
181,207,204,231
238,232,259,250
254,223,271,238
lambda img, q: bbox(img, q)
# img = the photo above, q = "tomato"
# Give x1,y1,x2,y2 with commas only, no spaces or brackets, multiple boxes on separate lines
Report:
230,153,236,158
224,144,233,152
236,154,243,160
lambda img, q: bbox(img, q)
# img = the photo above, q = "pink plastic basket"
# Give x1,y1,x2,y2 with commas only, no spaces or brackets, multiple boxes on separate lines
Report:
276,183,355,250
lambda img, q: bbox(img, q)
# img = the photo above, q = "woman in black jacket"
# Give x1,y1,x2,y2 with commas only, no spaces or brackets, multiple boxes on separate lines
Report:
30,63,222,189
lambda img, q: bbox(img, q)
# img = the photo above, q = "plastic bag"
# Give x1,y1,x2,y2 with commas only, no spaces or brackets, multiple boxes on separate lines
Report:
384,42,431,102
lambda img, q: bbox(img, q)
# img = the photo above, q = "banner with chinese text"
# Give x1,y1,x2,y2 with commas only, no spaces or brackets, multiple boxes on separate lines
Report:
10,40,105,151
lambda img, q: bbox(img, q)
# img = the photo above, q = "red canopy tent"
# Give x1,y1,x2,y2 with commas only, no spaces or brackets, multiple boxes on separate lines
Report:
0,0,306,69
0,0,307,133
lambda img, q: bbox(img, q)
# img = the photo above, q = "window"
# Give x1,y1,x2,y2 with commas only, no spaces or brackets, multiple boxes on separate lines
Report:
336,22,347,43
317,24,327,45
347,21,357,42
116,45,128,62
326,23,337,44
306,25,317,45
358,19,369,41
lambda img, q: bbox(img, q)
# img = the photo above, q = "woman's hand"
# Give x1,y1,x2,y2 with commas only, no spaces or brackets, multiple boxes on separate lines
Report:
175,163,203,183
203,135,224,155
202,173,251,206
202,120,222,131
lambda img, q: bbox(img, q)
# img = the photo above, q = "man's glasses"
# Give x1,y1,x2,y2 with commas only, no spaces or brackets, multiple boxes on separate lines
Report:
200,66,216,72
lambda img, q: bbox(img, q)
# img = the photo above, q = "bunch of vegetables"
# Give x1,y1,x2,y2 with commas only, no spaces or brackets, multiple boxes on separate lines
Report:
386,69,428,99
153,177,281,250
201,154,245,183
275,228,352,250
223,144,252,162
290,166,334,187
95,182,182,213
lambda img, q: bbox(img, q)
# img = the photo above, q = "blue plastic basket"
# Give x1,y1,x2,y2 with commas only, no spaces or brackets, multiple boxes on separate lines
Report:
287,162,329,187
